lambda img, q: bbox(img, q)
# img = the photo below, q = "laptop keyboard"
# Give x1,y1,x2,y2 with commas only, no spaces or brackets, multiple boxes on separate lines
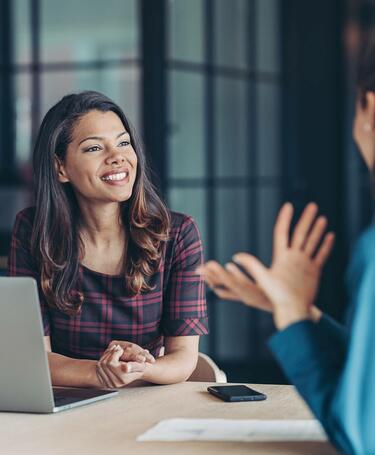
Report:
53,387,114,407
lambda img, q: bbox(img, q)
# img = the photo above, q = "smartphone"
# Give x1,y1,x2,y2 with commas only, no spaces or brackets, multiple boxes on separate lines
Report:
207,385,267,402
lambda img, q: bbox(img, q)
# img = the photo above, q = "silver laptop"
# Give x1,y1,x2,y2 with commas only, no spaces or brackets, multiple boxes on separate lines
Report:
0,277,118,413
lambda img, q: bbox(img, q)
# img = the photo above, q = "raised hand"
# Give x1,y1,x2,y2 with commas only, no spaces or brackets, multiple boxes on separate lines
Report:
232,203,335,329
197,260,272,312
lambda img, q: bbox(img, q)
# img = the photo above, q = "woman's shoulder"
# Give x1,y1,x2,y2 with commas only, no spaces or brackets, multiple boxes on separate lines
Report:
354,224,375,261
347,224,375,289
14,206,36,225
169,211,201,241
12,207,36,235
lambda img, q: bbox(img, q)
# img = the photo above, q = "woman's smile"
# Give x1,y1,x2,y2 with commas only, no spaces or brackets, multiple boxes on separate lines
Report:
100,168,130,186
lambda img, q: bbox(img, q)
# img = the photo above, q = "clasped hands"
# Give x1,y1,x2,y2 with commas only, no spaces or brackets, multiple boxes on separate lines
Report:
197,203,335,330
96,340,155,389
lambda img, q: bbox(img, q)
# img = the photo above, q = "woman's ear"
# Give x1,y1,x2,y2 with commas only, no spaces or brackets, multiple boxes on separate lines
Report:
54,156,69,183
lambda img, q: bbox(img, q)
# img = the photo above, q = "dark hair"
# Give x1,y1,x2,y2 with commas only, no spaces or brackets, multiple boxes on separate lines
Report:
31,91,170,314
358,31,375,106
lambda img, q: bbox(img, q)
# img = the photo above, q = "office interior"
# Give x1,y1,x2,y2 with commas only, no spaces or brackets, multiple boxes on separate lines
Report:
0,0,373,384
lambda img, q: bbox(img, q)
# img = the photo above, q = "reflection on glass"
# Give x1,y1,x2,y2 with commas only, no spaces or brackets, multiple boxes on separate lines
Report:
40,0,139,62
15,74,32,165
40,67,140,130
257,81,280,177
215,187,250,263
168,70,205,178
167,0,204,63
12,0,31,64
215,186,251,360
256,0,280,72
167,187,207,250
215,77,249,177
214,0,249,69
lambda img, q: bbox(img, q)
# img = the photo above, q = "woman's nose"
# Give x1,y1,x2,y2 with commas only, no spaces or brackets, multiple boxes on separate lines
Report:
105,150,125,165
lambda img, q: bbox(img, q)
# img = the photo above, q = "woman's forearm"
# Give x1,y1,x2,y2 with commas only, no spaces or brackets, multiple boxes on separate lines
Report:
47,352,100,388
141,350,198,385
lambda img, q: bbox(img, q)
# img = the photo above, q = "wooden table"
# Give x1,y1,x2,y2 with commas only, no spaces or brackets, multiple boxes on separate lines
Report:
0,382,338,454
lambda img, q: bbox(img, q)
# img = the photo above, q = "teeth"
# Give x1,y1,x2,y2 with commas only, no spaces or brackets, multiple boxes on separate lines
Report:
101,172,128,181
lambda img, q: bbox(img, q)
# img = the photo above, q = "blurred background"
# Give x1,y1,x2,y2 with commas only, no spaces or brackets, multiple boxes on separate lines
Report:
0,0,374,383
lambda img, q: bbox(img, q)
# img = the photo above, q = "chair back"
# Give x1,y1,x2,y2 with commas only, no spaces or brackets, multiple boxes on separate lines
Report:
187,352,227,383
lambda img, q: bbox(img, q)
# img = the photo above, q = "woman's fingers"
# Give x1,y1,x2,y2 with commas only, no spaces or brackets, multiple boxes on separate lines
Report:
98,345,124,388
96,363,113,388
232,253,269,289
273,203,294,256
200,261,235,289
314,232,335,267
109,340,155,364
291,203,318,249
225,262,272,311
303,216,328,256
121,361,147,374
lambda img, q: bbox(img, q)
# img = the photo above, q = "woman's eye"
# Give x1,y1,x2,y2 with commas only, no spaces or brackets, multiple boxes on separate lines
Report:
85,145,101,152
119,140,130,147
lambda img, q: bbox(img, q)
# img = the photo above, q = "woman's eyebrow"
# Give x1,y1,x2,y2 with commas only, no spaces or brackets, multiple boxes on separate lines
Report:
78,131,129,146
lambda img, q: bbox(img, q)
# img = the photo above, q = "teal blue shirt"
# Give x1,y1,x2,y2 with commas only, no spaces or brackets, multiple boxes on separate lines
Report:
269,225,375,454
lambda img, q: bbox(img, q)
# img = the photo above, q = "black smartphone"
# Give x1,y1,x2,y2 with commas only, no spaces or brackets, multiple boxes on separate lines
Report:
207,385,267,402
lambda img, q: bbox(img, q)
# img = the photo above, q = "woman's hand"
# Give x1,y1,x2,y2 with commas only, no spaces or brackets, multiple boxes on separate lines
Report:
107,340,155,364
96,344,147,389
232,203,335,329
197,234,324,322
197,260,272,312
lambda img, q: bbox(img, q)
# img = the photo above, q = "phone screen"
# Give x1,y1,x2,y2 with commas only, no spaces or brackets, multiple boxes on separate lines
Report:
207,385,267,402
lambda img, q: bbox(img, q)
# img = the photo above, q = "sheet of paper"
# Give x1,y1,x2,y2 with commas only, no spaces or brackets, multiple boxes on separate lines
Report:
137,418,327,442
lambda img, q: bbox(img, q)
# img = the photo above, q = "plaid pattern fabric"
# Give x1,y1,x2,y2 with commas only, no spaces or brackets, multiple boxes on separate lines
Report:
8,207,208,360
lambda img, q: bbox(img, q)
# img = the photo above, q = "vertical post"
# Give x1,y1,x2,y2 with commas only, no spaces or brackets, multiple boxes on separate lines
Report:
0,0,16,180
141,0,167,196
204,0,217,357
30,0,41,148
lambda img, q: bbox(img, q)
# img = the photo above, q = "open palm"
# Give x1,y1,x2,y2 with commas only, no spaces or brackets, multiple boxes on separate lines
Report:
233,203,335,329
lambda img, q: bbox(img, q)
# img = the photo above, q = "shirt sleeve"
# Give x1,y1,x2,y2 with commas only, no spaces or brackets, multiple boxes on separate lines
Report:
7,209,51,336
268,320,345,433
161,215,209,337
269,231,375,454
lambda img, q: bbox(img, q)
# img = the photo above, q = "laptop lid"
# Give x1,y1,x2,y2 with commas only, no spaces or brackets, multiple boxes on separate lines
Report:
0,277,117,413
0,277,55,412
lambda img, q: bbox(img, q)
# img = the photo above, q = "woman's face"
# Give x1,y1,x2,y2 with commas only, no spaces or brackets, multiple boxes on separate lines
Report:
353,91,375,170
57,109,138,205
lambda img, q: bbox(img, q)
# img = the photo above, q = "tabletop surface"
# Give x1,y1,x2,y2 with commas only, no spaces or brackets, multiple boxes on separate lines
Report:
0,382,339,455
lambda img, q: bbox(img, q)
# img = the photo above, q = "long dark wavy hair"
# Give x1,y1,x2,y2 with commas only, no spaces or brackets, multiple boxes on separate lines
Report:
31,91,171,315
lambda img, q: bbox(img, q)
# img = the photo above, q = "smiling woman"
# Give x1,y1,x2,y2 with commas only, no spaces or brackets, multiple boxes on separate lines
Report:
8,91,208,389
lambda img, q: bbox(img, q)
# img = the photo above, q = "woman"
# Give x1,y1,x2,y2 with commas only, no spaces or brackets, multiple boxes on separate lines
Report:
8,91,208,389
198,35,375,453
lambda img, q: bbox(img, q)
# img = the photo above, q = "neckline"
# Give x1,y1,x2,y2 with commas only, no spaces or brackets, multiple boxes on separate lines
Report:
80,263,123,279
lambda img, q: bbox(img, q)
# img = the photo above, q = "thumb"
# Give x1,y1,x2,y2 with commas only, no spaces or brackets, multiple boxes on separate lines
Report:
233,254,269,288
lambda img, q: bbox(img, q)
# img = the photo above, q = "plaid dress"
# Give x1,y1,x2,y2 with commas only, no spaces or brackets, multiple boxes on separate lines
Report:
8,207,208,360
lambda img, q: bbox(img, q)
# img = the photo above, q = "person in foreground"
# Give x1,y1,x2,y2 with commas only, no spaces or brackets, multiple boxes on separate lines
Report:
8,91,208,389
198,36,375,454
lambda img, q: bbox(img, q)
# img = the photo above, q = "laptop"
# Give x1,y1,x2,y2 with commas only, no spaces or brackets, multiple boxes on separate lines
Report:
0,277,118,413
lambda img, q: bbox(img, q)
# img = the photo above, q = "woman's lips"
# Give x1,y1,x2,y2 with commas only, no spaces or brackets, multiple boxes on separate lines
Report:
100,170,130,186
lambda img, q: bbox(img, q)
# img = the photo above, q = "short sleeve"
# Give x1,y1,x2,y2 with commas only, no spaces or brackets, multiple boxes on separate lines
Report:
7,209,51,336
161,215,209,336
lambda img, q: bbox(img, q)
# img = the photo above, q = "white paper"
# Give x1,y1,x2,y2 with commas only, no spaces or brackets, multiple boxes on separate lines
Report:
137,418,327,442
